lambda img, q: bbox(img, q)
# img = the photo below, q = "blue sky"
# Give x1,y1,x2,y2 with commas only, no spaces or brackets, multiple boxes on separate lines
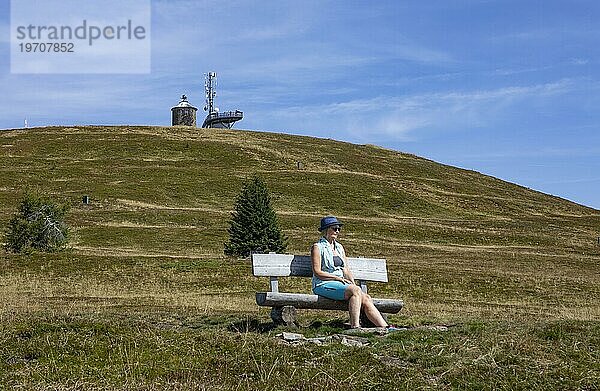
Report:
1,1,599,209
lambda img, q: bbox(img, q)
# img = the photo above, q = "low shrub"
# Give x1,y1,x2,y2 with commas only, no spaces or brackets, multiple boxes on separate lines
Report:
4,192,69,253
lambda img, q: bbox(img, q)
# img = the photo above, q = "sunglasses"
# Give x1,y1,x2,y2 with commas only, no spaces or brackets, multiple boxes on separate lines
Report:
329,226,341,232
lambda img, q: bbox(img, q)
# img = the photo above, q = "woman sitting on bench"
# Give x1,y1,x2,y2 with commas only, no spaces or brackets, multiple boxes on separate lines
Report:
311,215,394,329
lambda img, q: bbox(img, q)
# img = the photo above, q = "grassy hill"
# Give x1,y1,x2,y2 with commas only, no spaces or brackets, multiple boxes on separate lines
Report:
1,125,599,390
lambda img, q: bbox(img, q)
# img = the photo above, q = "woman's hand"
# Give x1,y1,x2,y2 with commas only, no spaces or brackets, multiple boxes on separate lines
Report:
342,266,355,285
312,244,354,284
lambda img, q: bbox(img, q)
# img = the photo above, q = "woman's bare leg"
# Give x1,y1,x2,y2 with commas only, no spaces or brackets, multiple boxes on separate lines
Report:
361,294,388,327
345,285,363,328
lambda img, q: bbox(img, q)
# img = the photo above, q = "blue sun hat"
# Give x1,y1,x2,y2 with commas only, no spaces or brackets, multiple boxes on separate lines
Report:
318,215,343,232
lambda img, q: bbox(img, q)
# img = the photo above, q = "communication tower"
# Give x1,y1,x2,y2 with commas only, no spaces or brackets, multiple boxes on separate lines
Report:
201,72,243,129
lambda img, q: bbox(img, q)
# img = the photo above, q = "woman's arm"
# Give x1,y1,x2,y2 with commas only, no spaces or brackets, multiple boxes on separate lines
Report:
311,244,347,283
342,257,356,285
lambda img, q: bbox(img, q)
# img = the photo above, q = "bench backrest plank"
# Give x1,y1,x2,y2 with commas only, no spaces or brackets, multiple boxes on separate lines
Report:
252,253,388,283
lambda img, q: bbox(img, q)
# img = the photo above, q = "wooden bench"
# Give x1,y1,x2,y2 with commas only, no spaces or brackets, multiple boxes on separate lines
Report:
252,253,404,326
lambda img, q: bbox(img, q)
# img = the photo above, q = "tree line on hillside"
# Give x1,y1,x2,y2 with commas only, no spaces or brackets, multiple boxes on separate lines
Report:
4,177,286,257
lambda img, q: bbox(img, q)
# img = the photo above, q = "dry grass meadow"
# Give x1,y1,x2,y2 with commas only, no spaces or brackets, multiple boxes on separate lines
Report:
0,125,599,390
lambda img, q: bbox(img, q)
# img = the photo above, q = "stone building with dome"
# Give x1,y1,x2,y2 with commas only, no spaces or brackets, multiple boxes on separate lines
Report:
171,95,198,126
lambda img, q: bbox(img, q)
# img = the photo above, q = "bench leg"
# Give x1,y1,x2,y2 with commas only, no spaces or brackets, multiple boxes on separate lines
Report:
270,306,297,327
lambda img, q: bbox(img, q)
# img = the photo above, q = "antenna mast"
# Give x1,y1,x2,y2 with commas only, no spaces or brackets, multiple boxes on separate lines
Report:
204,72,217,114
200,71,243,129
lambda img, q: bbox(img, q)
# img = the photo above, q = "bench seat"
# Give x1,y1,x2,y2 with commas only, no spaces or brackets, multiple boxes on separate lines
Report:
256,291,403,313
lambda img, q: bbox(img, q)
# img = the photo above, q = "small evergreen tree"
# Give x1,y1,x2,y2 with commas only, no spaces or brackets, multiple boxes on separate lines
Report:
4,192,69,253
224,176,287,257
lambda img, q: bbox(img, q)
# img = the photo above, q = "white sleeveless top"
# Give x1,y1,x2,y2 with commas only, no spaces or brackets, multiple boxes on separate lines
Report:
311,237,346,289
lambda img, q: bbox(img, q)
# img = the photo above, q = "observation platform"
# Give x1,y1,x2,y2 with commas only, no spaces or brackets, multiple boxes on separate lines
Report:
201,110,244,129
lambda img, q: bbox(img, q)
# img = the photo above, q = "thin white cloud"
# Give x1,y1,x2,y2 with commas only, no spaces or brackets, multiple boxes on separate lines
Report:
235,24,306,42
491,29,552,42
461,146,600,160
151,0,312,51
395,45,452,64
148,0,447,82
490,25,600,44
0,76,158,122
227,50,376,80
538,177,600,186
254,79,577,144
569,58,589,66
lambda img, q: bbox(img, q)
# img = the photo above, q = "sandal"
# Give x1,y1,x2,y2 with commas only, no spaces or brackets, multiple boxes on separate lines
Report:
386,324,404,332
